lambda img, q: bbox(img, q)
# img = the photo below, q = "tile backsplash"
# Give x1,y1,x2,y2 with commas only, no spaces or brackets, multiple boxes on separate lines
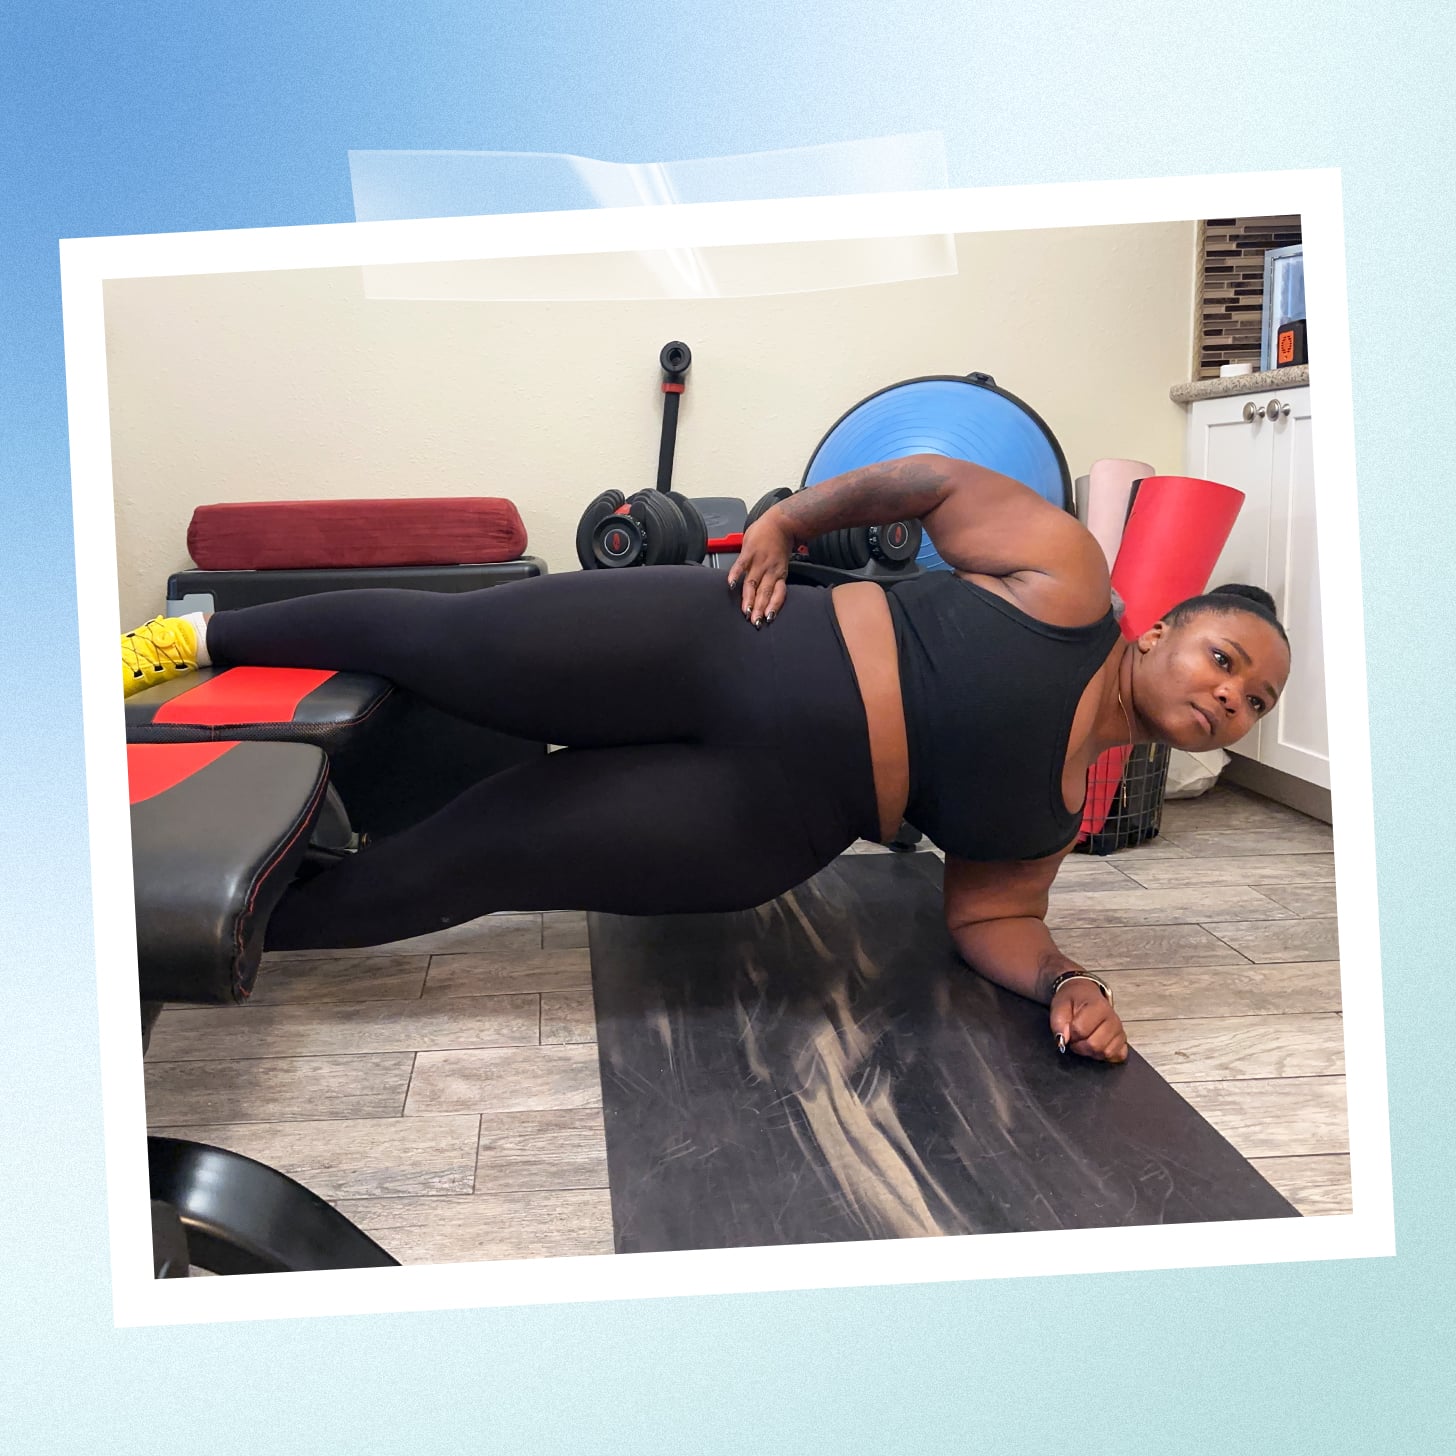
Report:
1197,216,1302,378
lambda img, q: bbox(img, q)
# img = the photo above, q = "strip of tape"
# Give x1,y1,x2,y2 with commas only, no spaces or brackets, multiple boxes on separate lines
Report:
348,135,957,300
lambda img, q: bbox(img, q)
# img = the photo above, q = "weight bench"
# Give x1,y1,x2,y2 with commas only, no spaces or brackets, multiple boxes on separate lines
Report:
126,664,395,863
588,851,1298,1252
129,738,399,1274
125,501,552,1272
162,548,552,836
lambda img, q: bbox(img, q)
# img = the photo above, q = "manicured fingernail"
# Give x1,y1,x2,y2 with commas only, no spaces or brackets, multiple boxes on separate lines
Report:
766,611,775,622
753,617,762,629
1056,1034,1066,1054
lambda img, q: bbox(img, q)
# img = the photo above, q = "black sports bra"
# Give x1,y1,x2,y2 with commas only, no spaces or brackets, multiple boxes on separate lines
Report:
885,571,1121,861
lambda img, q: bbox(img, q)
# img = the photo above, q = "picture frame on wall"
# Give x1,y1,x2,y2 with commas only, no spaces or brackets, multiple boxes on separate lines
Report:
1262,243,1305,369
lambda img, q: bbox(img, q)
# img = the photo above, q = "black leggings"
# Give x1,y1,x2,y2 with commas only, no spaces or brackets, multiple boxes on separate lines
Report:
207,567,882,950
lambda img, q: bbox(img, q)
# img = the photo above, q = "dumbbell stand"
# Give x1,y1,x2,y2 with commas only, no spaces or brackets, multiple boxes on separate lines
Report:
149,1137,399,1276
655,339,692,493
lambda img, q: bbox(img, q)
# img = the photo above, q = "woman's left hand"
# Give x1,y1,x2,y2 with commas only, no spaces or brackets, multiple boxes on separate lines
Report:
726,508,797,626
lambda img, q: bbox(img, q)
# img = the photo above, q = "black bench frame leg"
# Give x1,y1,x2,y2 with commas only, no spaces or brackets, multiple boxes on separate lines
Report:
148,1136,400,1276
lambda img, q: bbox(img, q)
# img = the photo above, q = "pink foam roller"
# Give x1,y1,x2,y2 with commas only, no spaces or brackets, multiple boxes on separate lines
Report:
1084,458,1153,568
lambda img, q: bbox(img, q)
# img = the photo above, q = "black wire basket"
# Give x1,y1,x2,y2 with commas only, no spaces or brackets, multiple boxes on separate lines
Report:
1075,742,1172,855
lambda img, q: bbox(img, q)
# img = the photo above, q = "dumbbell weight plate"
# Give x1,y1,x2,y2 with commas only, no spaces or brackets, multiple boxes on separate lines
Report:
841,526,872,568
804,521,835,568
628,489,683,566
744,487,793,530
653,490,688,564
808,527,851,570
667,491,709,564
576,490,628,569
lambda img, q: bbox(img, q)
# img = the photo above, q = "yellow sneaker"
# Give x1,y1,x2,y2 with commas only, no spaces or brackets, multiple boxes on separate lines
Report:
122,616,200,698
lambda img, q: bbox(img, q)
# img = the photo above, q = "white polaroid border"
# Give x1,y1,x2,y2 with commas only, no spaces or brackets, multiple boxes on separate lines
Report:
60,168,1392,1329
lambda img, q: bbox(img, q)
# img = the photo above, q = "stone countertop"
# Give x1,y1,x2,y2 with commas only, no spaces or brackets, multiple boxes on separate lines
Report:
1170,364,1309,405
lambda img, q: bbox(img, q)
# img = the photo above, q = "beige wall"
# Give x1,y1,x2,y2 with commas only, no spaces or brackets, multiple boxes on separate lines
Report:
105,222,1196,625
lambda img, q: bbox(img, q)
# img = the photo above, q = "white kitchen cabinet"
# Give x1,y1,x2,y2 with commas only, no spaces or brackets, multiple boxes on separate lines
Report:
1183,386,1327,788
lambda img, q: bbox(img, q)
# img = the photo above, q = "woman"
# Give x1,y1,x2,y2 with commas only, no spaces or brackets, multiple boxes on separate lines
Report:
121,455,1291,1064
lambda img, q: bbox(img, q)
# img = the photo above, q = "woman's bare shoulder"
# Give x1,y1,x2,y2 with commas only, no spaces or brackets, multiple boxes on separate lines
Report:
953,521,1113,629
917,461,1112,625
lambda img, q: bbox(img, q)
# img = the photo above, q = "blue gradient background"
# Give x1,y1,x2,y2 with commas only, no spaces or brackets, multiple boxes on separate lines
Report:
2,4,1451,1450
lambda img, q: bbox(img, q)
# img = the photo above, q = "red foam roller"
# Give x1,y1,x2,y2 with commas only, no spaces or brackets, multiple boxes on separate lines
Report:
1080,475,1244,839
1080,745,1134,838
1109,475,1245,639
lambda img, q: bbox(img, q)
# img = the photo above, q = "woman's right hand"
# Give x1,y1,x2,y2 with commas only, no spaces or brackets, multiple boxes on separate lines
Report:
1050,980,1129,1063
726,507,797,627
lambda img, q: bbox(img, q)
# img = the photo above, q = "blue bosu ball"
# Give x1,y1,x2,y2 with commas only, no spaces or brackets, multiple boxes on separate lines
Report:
801,373,1073,571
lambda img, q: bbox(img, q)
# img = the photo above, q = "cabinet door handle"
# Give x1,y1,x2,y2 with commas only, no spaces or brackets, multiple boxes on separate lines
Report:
1268,398,1292,418
1242,401,1266,422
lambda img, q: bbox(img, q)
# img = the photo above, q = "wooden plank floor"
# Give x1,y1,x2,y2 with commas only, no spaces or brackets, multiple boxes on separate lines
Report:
142,782,1351,1264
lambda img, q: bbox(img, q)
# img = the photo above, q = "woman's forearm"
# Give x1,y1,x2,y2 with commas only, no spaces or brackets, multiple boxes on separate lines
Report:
950,915,1090,1005
772,454,955,542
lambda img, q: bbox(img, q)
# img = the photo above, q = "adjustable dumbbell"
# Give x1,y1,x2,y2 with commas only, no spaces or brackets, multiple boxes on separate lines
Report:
806,517,920,571
575,488,710,569
744,487,921,572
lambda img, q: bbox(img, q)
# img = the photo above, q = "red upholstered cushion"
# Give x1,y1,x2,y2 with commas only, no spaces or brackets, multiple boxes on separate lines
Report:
187,497,528,570
127,741,239,804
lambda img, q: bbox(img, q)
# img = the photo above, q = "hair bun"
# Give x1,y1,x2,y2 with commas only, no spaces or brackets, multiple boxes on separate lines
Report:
1212,582,1277,615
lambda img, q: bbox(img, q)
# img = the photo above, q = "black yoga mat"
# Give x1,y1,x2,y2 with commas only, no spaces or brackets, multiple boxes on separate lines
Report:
588,851,1297,1254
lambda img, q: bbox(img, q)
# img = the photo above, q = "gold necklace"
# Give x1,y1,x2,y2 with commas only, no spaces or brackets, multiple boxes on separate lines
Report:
1116,672,1134,746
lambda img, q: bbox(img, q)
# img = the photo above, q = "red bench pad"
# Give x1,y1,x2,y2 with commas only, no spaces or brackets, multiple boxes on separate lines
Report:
129,740,238,802
187,497,528,570
126,666,393,748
